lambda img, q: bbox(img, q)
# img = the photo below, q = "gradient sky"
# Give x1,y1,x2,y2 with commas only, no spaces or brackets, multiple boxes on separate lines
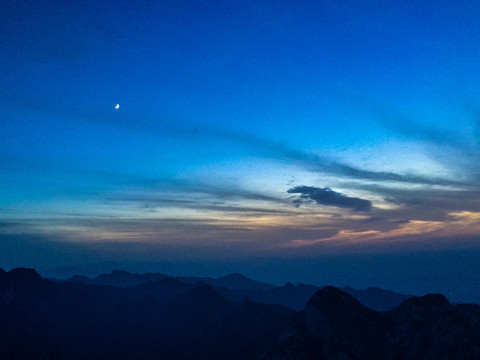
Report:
1,0,480,302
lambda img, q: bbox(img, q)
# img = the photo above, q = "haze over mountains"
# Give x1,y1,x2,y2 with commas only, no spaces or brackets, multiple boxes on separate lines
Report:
62,269,412,312
2,267,480,359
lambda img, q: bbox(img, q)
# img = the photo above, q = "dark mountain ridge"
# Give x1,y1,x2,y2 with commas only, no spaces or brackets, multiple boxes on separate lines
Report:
64,269,411,311
3,267,480,359
65,269,169,287
0,268,295,360
65,269,274,291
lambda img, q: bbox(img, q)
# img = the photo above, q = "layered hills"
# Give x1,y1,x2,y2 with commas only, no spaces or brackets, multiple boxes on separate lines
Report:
1,268,479,359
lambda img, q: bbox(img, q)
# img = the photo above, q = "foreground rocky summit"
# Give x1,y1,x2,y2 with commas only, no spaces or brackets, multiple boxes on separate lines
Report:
262,286,480,359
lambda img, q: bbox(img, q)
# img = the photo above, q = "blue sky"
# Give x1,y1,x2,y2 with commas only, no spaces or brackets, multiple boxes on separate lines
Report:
1,0,480,301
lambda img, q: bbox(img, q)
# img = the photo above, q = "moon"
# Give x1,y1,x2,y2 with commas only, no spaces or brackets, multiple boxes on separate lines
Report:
115,104,120,109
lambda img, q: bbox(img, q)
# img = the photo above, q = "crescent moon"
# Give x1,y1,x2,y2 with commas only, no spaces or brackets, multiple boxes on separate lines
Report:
115,104,120,109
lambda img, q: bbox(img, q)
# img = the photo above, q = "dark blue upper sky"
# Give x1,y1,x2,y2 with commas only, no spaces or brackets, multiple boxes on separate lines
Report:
1,0,480,301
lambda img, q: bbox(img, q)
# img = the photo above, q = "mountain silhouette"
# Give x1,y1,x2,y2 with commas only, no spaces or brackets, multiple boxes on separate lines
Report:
262,287,480,359
65,270,411,311
66,270,273,291
210,272,274,291
4,267,480,359
66,269,168,287
0,268,294,360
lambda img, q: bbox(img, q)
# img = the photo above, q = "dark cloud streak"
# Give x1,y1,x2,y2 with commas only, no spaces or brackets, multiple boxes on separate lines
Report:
288,185,372,212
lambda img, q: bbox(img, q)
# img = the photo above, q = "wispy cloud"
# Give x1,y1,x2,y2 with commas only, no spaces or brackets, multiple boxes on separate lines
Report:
1,91,466,188
3,91,480,253
338,89,480,179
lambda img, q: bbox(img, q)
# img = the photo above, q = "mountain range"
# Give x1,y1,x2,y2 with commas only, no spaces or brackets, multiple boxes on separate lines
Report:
62,269,411,312
1,267,479,359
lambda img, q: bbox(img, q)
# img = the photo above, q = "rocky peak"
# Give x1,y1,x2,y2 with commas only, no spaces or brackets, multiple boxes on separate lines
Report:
392,293,453,322
7,267,42,282
305,286,383,341
306,286,366,315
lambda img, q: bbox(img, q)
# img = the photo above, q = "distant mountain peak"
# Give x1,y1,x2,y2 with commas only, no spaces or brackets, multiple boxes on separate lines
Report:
213,273,274,291
219,273,249,280
111,269,131,275
67,275,90,282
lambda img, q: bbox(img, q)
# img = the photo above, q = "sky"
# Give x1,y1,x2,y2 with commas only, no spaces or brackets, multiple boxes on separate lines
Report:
1,0,480,302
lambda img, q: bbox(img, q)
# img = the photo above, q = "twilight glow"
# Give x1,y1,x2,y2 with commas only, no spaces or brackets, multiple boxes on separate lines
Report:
1,1,480,301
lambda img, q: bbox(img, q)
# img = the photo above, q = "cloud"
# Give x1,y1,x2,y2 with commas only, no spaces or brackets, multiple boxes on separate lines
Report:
0,91,464,188
338,89,480,180
339,90,473,148
104,195,296,215
287,185,372,211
